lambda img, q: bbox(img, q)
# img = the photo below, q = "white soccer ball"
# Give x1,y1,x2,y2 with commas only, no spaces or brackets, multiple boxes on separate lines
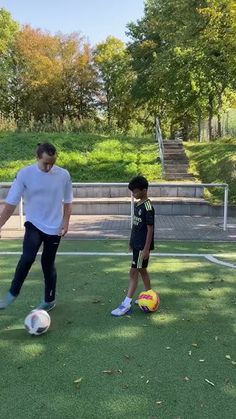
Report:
24,309,51,335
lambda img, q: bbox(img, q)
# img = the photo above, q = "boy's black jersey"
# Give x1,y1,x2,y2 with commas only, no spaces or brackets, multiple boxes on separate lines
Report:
129,199,155,250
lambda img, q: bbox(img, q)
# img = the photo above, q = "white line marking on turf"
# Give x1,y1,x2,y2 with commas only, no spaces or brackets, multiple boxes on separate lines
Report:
205,255,236,269
0,251,235,268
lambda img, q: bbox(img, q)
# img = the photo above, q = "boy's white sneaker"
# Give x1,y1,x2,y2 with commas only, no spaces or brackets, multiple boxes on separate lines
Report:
111,303,132,317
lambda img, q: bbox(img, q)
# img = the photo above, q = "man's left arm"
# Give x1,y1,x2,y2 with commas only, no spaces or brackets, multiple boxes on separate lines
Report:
61,172,73,237
61,202,72,236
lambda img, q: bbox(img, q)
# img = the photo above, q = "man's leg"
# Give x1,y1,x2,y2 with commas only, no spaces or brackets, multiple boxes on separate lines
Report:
39,234,61,309
0,223,42,309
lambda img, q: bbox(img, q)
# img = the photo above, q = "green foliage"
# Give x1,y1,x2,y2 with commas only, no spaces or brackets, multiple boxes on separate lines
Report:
0,132,161,182
94,36,136,131
185,138,236,203
128,0,236,139
0,8,19,53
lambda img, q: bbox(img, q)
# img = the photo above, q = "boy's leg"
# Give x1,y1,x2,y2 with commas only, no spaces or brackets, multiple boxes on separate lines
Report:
139,268,151,291
134,257,151,304
0,223,42,309
38,233,61,310
111,249,140,316
127,267,139,297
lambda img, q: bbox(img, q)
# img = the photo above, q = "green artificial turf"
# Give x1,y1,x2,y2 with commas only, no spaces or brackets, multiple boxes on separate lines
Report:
0,240,235,419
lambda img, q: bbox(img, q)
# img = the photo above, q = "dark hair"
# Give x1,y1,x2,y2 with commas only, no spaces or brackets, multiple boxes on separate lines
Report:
128,175,149,191
36,143,57,158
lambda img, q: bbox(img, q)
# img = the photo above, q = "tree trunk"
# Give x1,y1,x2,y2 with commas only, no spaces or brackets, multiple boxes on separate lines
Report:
217,91,223,138
170,120,175,140
217,114,222,138
198,113,201,142
208,94,214,141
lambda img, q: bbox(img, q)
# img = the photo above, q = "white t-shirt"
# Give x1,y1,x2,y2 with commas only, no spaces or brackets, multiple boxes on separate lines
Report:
6,164,73,235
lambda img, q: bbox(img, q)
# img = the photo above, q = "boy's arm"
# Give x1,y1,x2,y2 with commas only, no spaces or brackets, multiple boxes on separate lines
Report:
143,225,154,259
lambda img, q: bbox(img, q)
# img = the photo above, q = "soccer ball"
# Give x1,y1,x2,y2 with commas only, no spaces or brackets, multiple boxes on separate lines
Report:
24,309,51,335
138,289,160,313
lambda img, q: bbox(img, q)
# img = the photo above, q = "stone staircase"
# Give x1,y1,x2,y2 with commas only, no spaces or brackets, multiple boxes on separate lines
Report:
163,140,194,180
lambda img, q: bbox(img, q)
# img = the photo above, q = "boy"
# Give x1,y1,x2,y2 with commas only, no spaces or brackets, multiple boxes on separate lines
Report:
111,175,155,316
0,143,73,311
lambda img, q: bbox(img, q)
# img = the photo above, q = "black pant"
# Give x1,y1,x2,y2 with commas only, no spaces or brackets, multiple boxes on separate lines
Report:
9,222,61,302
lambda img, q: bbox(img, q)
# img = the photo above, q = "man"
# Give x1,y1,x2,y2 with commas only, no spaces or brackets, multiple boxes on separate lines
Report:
0,142,73,311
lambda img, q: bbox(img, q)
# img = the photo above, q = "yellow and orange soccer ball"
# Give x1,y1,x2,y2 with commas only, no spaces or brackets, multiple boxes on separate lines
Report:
137,289,160,313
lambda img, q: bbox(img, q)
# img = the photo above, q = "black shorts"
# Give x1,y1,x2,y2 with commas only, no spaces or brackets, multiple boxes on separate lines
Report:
131,249,149,269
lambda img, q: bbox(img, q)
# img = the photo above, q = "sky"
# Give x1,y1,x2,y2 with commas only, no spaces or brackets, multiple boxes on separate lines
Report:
0,0,145,45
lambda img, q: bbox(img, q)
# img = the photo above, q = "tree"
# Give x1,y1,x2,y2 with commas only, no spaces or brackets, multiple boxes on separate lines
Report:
94,36,136,131
11,27,98,124
0,8,19,116
127,0,236,140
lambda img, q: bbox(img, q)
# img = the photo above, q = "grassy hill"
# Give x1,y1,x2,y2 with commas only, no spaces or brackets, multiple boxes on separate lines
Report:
1,131,236,204
0,132,161,182
185,138,236,204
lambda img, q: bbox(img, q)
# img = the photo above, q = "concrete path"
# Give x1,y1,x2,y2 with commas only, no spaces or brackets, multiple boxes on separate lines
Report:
1,214,236,241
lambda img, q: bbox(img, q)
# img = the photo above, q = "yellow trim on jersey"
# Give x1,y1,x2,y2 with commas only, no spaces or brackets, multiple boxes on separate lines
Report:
144,200,152,211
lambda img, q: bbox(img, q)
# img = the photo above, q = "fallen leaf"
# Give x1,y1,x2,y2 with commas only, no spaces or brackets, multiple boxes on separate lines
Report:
215,336,219,341
166,347,171,350
74,377,83,389
199,359,205,362
146,380,149,384
188,351,192,356
102,370,114,375
156,401,163,405
192,343,198,347
204,378,215,387
74,378,82,384
225,355,231,360
184,376,191,381
232,361,236,366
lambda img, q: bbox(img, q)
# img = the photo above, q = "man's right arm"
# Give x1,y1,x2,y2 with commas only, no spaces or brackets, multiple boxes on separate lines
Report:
0,203,17,229
0,169,25,231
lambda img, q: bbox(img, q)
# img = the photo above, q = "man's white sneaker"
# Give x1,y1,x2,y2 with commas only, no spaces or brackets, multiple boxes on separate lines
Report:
111,304,132,317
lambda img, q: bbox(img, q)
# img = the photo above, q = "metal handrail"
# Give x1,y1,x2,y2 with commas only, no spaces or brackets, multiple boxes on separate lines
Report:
0,182,229,231
155,117,164,172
